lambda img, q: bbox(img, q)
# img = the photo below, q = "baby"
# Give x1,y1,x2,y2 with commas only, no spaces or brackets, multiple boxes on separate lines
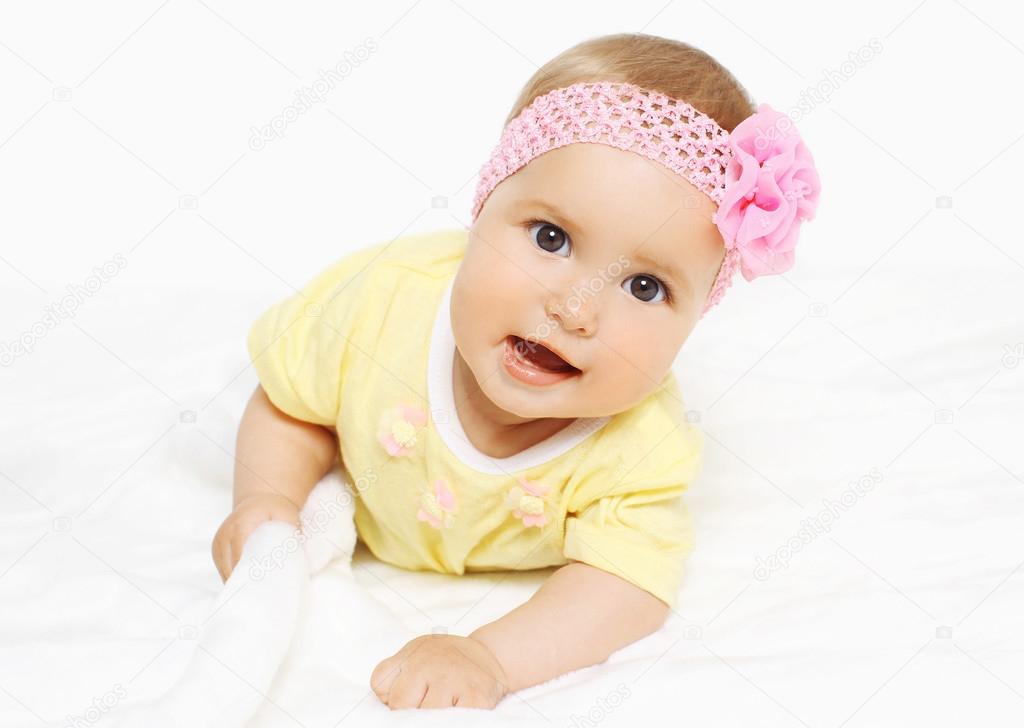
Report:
212,32,821,710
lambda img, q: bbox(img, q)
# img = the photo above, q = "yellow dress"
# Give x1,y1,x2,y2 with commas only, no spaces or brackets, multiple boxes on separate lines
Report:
247,228,705,607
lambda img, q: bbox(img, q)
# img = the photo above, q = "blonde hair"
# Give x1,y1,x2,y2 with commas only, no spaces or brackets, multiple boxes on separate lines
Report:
505,33,755,133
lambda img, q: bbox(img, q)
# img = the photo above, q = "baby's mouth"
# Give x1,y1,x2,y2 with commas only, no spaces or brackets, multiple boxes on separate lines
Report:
505,335,581,374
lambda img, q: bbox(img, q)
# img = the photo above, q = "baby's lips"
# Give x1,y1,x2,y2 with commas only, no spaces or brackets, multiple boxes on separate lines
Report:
510,334,580,372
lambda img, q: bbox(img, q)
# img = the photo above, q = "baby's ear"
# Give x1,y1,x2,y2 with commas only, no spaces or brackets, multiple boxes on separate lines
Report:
299,465,358,573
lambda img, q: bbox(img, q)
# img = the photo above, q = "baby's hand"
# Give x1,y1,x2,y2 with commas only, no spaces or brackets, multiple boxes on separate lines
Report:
370,634,509,710
211,493,300,582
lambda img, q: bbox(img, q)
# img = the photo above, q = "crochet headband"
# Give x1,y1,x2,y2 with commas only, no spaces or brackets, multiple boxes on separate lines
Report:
470,81,822,316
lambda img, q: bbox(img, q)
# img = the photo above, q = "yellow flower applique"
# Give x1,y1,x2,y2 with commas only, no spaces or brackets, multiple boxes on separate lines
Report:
505,475,550,528
378,402,428,457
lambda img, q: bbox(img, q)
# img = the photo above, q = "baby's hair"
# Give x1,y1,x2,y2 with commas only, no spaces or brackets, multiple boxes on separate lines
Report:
506,33,755,133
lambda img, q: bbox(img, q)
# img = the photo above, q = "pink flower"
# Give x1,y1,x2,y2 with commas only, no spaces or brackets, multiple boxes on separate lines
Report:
713,103,822,282
378,403,428,457
505,475,550,528
417,477,457,529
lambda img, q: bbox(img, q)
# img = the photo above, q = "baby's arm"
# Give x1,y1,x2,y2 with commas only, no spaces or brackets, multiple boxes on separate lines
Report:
470,560,670,691
211,385,337,581
370,560,669,709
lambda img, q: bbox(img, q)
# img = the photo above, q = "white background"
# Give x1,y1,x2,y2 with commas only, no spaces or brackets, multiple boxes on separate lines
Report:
1,1,1023,726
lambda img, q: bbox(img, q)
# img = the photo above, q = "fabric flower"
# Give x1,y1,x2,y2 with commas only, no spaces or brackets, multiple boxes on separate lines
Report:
417,477,457,529
505,475,550,528
378,403,428,457
713,103,822,282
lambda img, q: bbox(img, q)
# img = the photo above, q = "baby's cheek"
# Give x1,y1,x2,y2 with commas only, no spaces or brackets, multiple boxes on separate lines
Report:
593,339,673,403
471,223,551,289
589,358,647,409
462,246,518,304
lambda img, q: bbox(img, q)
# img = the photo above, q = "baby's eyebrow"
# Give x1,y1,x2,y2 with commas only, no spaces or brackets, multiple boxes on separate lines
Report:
520,198,585,236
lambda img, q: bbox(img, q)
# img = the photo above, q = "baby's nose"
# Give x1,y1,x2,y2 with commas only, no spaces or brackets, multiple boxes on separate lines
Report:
544,289,598,336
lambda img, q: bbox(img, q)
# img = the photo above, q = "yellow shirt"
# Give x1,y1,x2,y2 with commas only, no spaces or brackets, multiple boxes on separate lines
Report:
247,228,705,607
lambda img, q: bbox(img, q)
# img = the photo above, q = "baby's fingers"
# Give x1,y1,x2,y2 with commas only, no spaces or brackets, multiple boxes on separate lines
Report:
211,526,233,582
450,687,497,709
212,520,249,583
419,682,458,709
384,672,428,710
222,538,237,582
370,657,400,704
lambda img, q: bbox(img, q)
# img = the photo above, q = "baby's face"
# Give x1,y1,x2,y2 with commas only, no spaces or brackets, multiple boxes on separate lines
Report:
451,143,725,419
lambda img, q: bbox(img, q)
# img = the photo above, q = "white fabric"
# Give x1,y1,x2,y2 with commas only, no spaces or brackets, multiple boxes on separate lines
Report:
4,289,1022,726
105,471,401,728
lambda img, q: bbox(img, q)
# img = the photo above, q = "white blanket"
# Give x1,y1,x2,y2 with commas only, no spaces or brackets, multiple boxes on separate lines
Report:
107,470,412,727
3,3,1023,721
4,314,1023,727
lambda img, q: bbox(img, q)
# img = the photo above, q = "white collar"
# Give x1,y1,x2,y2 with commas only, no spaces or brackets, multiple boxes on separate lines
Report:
426,278,610,475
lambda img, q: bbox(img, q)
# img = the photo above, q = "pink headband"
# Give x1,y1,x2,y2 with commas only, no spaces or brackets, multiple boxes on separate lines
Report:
470,81,822,316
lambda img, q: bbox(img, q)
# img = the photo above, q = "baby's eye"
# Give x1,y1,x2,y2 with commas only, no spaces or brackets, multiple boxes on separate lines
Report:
622,274,667,303
528,222,571,257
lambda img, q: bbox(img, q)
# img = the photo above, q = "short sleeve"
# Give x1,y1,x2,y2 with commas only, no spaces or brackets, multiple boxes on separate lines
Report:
563,412,704,609
246,242,387,426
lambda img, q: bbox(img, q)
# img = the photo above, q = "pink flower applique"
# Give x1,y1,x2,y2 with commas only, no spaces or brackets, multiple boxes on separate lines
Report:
378,403,428,457
505,475,550,528
417,477,457,529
